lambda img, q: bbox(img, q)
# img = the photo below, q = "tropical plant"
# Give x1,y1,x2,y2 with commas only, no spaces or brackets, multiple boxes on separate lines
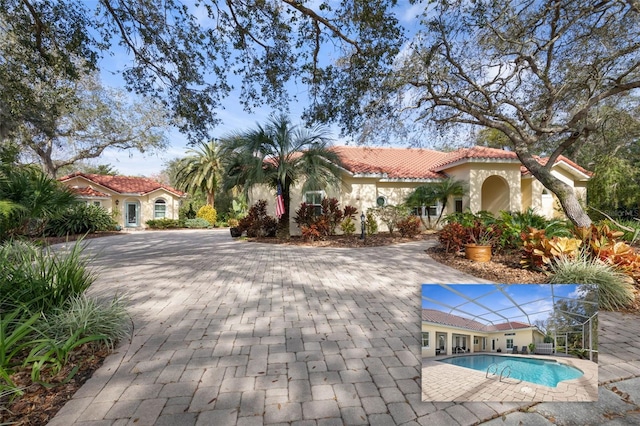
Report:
36,294,130,351
548,255,635,311
438,222,468,253
175,140,221,208
221,114,343,236
237,200,278,238
497,208,570,249
0,167,77,239
405,185,438,228
397,215,422,238
45,204,117,236
520,228,583,270
196,205,217,226
0,240,94,315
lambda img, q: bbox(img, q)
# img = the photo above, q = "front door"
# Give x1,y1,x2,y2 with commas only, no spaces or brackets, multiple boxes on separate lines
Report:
125,202,139,227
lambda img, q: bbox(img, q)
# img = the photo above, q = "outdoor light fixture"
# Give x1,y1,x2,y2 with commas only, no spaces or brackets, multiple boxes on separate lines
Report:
360,212,365,240
115,200,119,206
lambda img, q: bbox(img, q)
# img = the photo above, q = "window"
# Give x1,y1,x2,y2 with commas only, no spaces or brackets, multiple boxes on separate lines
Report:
304,191,324,216
376,196,387,207
421,332,430,348
154,199,167,219
506,339,514,349
454,197,463,213
412,203,440,218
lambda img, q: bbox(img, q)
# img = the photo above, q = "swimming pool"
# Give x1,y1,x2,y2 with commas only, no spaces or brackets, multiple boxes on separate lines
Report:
437,354,583,387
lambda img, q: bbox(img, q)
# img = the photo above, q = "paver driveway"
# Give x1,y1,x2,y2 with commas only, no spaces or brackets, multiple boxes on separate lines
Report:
48,229,640,425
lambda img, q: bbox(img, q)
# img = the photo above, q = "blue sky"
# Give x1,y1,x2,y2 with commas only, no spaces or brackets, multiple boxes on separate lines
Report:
421,283,587,326
91,1,428,177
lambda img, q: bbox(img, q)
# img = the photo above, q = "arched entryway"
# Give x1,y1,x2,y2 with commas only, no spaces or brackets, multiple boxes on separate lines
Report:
481,175,510,214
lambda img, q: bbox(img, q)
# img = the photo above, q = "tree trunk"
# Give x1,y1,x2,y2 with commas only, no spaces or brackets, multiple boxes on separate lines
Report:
207,192,215,209
279,180,291,238
515,149,592,228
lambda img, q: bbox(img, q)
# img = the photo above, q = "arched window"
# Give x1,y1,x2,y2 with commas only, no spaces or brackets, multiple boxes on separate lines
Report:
154,199,167,219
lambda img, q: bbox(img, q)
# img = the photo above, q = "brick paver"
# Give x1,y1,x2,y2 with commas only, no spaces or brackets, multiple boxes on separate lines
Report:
47,229,640,425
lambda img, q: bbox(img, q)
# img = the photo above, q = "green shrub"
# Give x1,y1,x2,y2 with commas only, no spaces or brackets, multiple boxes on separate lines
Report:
365,211,378,235
145,218,182,229
179,202,198,220
397,215,422,238
197,205,217,226
373,205,410,235
184,218,211,228
0,240,94,315
46,204,118,237
548,255,635,311
496,208,570,249
37,294,131,350
340,217,356,236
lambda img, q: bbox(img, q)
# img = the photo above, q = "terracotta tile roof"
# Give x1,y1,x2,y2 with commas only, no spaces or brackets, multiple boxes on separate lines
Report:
489,321,533,331
59,172,185,197
68,186,111,198
432,146,520,170
422,309,488,332
331,146,448,179
422,309,533,332
521,155,592,178
333,145,590,179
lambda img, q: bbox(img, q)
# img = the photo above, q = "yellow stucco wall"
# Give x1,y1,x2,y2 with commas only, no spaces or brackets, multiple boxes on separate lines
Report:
422,322,544,358
61,176,182,229
248,159,589,234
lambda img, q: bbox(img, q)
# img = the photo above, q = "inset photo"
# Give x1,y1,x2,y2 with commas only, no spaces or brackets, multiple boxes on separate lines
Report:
421,283,598,402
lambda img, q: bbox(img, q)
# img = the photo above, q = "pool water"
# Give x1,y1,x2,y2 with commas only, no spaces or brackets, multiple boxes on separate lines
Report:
437,354,583,387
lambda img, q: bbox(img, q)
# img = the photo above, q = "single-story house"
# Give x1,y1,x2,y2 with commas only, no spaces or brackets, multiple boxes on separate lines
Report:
59,172,185,229
250,145,591,235
421,309,546,357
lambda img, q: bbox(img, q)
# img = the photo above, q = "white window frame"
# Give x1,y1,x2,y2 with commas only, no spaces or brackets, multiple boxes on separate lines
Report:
421,332,430,348
154,199,167,219
506,338,514,350
304,191,324,215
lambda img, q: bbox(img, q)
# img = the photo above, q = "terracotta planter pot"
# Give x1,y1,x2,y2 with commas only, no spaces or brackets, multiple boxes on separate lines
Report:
464,244,492,262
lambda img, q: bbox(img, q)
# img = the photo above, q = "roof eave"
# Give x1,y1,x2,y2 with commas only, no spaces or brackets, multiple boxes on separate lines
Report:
434,157,522,172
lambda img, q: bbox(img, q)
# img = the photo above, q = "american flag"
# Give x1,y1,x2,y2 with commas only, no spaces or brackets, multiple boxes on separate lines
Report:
275,183,285,219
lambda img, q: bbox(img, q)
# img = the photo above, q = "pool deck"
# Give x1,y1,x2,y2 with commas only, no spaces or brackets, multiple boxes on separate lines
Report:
422,353,598,402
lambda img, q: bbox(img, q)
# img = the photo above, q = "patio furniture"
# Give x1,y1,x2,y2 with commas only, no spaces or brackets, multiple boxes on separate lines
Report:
521,346,528,354
512,346,519,354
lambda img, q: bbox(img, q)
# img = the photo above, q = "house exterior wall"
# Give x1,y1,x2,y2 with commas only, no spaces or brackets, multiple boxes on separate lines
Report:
422,321,544,357
60,176,182,229
248,158,588,235
468,163,522,215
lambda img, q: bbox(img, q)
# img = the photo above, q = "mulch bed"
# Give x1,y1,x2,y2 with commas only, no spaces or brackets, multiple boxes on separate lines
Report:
0,344,110,426
250,232,437,247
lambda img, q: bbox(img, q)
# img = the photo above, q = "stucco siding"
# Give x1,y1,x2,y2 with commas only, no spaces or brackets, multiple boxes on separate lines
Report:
422,321,544,357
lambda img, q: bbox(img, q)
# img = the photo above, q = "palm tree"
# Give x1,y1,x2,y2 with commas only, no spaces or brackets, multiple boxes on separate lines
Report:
220,114,343,235
175,140,221,208
405,185,439,228
406,177,467,228
432,177,467,226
